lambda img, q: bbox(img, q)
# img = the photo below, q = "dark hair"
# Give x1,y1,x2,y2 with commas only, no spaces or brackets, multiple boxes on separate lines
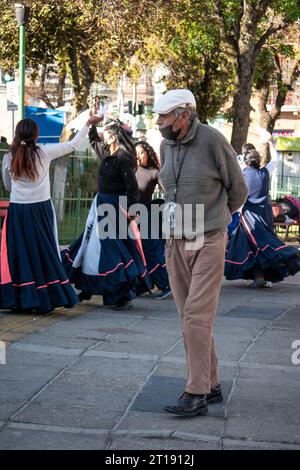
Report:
135,141,160,170
10,119,42,181
242,142,256,154
104,120,137,170
277,198,299,219
244,149,261,169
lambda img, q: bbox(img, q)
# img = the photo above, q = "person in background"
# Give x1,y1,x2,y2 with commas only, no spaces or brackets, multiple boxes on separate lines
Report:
93,95,105,118
62,120,151,310
225,145,300,287
0,136,9,159
135,140,171,299
237,142,256,170
275,196,300,223
1,114,101,313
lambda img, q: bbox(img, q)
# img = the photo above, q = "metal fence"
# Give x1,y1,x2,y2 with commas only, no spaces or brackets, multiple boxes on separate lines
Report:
270,175,300,200
1,176,300,245
53,189,95,244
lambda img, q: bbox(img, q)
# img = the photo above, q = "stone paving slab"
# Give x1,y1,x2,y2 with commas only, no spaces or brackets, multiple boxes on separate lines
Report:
1,280,300,449
14,332,98,350
108,437,219,450
225,399,300,445
33,381,135,410
232,367,300,402
165,336,247,363
11,403,122,430
0,379,49,404
215,315,271,329
10,342,84,356
222,305,287,320
242,328,300,366
0,426,108,450
0,363,64,382
271,305,300,330
114,410,225,438
0,403,25,421
223,438,300,450
69,355,155,378
5,349,75,368
90,318,181,355
131,376,231,418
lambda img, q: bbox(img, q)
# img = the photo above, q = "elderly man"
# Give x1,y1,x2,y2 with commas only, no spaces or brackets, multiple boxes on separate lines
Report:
154,89,248,416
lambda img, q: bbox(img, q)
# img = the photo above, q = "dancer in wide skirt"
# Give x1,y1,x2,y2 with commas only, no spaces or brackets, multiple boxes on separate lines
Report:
134,140,171,299
225,146,300,287
62,121,151,309
1,114,101,313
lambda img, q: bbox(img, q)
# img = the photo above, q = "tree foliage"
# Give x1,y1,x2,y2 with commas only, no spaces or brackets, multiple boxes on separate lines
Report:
136,0,236,123
210,0,300,151
0,0,163,113
0,0,300,135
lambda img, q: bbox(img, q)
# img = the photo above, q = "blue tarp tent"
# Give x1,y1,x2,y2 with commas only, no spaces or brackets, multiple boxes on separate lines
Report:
25,106,65,144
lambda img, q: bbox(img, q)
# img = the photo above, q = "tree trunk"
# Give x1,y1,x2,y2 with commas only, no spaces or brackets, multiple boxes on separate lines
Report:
52,157,69,224
255,54,299,166
52,126,73,224
72,83,91,116
255,84,271,166
56,71,66,108
230,53,256,153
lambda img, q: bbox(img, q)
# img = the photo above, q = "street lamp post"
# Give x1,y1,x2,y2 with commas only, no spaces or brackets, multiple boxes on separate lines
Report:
13,0,33,120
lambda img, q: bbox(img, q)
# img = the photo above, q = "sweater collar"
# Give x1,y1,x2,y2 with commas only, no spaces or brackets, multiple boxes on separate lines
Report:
163,117,200,146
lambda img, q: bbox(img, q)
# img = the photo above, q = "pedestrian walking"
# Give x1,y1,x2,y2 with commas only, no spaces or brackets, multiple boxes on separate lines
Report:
154,89,248,416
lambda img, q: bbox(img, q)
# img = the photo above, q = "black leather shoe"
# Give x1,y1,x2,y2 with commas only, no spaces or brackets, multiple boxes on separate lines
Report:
207,384,223,404
164,392,208,417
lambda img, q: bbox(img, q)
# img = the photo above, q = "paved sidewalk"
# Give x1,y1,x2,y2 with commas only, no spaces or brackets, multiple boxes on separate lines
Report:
0,277,300,450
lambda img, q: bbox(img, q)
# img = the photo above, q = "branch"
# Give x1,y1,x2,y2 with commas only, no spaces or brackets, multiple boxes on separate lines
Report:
290,56,300,86
249,0,273,24
254,22,286,55
274,53,283,76
211,0,239,55
269,55,300,122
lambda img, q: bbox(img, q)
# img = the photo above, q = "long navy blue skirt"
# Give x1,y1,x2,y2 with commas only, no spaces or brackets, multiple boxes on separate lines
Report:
137,199,169,293
225,201,300,282
61,193,152,305
0,200,78,313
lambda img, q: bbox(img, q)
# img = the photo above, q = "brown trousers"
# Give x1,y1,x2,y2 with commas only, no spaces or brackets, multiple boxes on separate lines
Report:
166,230,227,394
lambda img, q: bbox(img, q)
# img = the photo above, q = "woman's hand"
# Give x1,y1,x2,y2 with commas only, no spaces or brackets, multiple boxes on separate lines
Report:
86,114,103,126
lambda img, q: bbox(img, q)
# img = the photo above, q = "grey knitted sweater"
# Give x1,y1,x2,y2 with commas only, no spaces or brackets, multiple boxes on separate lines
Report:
160,118,248,236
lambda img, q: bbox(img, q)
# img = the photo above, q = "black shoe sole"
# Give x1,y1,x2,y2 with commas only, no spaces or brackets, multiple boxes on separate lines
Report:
207,395,223,404
164,405,208,417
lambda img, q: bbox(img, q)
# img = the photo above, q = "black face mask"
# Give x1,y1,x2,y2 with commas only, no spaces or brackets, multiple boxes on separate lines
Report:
159,124,181,141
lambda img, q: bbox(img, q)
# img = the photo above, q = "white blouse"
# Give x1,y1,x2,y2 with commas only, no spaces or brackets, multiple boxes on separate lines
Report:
2,125,89,204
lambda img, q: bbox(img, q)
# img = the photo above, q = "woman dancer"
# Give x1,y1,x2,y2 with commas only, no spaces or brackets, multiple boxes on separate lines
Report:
135,141,171,299
1,115,100,313
225,147,300,287
62,121,151,310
